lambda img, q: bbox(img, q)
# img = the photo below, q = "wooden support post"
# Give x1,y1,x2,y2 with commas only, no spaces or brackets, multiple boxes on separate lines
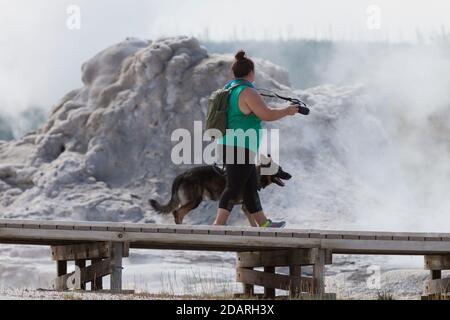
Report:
264,267,276,299
236,249,333,299
91,259,103,291
425,255,450,270
55,260,67,291
243,283,254,297
55,259,112,291
237,266,255,297
75,260,86,290
313,249,326,295
424,255,450,298
431,270,442,280
237,268,315,293
110,242,123,293
289,265,302,297
426,278,450,296
57,260,67,277
51,242,129,293
242,267,255,297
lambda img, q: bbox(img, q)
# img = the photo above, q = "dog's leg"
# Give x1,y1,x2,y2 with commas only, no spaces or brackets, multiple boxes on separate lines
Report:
172,209,184,225
173,198,203,225
242,205,258,227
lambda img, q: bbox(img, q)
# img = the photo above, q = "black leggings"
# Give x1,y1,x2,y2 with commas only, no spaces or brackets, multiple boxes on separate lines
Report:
218,146,263,214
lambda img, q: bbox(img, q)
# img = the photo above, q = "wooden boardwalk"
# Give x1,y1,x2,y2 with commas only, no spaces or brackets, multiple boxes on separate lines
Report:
1,219,450,298
1,219,450,254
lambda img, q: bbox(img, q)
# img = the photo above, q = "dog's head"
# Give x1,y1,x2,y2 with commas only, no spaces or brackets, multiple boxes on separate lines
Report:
258,155,292,189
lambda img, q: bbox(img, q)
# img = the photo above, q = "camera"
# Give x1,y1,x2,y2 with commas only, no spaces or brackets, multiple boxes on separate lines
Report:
297,105,310,116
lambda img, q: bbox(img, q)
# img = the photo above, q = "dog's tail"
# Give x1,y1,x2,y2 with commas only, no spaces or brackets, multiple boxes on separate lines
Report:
149,176,182,214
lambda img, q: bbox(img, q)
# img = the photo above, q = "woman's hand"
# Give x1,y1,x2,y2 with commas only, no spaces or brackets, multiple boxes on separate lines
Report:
284,105,298,116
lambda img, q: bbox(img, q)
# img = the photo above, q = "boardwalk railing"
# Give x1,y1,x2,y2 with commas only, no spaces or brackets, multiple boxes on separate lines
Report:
1,219,450,299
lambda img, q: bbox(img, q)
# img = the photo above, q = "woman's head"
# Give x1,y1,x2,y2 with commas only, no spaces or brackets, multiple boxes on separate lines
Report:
232,50,255,81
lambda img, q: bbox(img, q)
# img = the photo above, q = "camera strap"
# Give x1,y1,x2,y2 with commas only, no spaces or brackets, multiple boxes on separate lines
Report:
257,88,310,115
257,89,309,108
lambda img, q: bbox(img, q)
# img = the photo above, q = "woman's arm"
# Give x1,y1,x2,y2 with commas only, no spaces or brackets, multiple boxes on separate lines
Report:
241,88,298,122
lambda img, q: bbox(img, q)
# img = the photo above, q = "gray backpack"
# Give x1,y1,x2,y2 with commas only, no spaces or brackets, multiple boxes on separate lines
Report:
205,83,242,137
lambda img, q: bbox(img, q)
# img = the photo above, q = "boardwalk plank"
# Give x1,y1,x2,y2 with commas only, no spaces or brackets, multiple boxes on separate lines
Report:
1,219,450,255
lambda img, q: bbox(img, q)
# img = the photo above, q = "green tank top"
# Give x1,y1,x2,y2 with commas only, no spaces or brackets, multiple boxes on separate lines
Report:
217,79,262,153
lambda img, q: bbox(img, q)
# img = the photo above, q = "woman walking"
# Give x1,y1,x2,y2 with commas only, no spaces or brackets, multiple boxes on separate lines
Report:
214,50,299,228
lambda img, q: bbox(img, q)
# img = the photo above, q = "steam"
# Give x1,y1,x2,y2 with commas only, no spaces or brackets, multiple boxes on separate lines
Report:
0,106,46,140
0,0,154,115
317,43,450,231
238,41,450,234
1,0,449,115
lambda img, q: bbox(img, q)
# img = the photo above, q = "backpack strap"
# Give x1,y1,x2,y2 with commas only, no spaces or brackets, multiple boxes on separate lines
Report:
227,83,243,93
226,79,254,92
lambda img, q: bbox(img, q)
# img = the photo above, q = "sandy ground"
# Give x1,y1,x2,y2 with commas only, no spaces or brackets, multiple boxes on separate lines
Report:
0,289,175,300
0,245,439,300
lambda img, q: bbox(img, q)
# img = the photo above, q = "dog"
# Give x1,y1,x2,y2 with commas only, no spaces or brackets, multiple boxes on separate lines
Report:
149,157,292,226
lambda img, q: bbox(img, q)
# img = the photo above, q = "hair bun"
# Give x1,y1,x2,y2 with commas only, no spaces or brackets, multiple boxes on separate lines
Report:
235,50,246,61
